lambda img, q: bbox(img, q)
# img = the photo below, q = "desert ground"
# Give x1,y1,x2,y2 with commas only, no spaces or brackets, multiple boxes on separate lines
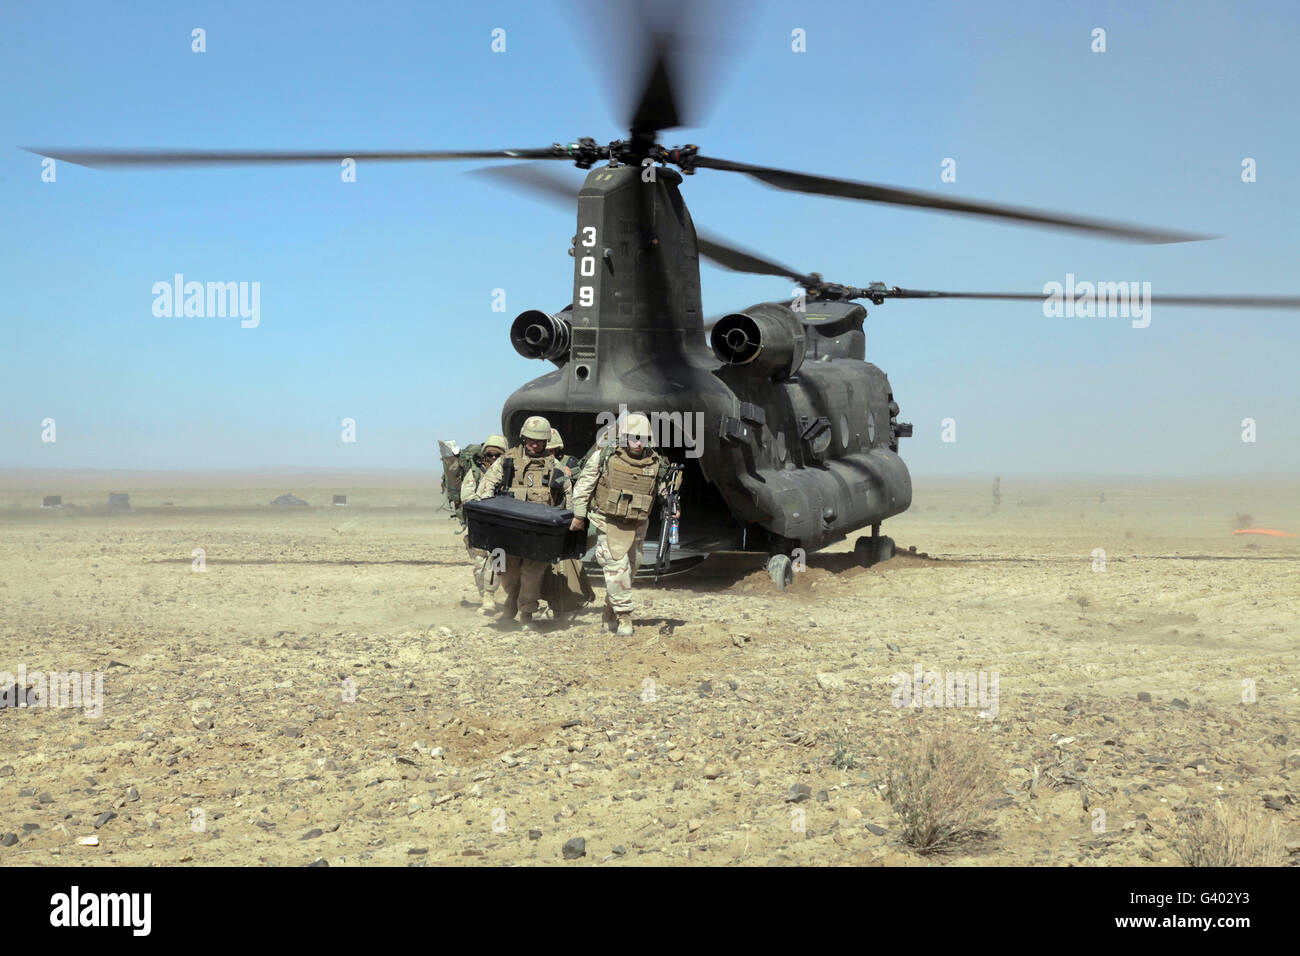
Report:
1,471,1296,866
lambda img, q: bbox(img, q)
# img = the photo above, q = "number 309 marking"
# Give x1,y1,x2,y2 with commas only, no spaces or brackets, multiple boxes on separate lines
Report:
578,227,597,307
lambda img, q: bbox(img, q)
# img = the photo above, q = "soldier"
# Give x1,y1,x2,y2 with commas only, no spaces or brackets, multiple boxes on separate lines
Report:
469,415,570,629
548,428,571,478
461,435,507,614
569,413,679,637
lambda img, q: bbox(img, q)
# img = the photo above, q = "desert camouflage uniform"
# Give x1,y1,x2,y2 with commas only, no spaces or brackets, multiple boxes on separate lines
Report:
571,443,673,617
471,444,570,618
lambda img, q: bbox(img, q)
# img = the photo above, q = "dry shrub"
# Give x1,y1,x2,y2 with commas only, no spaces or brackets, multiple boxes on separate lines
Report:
884,724,1002,853
1178,799,1285,867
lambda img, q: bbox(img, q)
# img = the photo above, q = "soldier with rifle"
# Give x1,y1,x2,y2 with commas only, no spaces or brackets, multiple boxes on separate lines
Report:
568,413,681,637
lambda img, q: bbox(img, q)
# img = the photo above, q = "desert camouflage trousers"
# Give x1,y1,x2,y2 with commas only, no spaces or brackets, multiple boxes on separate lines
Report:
464,534,500,595
591,511,648,614
501,556,548,617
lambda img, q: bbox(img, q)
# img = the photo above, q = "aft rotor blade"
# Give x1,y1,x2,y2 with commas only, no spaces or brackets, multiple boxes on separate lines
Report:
693,156,1213,244
22,147,565,169
694,236,818,287
882,288,1300,308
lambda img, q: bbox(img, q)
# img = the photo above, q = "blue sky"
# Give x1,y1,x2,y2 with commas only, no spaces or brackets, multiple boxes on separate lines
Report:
2,0,1298,475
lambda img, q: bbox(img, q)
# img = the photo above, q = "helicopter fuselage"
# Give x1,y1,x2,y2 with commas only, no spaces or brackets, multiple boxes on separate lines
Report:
502,164,912,557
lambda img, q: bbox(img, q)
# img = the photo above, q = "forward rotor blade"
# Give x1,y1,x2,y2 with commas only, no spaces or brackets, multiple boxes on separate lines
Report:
470,162,582,205
693,156,1213,244
881,288,1300,308
578,0,741,138
629,29,683,137
22,147,564,169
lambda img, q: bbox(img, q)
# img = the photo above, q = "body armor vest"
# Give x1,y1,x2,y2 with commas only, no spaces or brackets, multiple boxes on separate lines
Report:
594,447,661,521
503,447,561,505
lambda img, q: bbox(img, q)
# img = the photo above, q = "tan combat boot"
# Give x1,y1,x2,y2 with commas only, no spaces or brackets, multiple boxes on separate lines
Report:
519,611,536,631
602,604,617,632
616,612,633,637
478,591,496,615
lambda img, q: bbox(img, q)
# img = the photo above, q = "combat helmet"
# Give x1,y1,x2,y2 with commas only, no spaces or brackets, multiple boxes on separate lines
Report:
482,434,508,454
520,415,552,440
547,428,564,454
620,412,654,444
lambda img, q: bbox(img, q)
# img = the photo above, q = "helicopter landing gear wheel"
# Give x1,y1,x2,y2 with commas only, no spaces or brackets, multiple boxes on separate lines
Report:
766,554,794,591
854,533,895,567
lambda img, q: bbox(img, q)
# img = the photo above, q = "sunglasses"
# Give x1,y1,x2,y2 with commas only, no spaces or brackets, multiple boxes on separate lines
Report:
483,451,502,461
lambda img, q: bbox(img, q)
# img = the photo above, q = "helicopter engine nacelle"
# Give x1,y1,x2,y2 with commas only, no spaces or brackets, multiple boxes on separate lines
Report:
510,308,572,365
710,303,807,380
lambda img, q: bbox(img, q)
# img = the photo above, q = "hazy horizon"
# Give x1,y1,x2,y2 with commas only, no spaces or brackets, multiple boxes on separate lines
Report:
3,466,1296,486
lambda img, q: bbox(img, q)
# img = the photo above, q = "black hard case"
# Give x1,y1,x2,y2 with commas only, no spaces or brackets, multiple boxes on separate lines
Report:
463,495,587,562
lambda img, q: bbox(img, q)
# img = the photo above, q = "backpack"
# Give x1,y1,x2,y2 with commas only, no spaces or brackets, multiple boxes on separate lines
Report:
442,443,483,512
573,445,603,481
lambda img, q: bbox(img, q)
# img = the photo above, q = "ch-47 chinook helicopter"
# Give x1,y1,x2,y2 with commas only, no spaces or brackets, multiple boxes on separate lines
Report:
28,2,1300,588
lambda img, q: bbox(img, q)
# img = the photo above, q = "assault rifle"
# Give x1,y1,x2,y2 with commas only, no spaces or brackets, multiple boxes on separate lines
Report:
654,463,685,582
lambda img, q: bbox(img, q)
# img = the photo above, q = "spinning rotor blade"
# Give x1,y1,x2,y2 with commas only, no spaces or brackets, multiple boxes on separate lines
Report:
693,155,1213,244
470,164,1298,312
877,288,1300,309
22,146,565,169
629,29,683,137
580,0,740,139
21,0,1215,249
471,162,582,204
694,237,818,287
